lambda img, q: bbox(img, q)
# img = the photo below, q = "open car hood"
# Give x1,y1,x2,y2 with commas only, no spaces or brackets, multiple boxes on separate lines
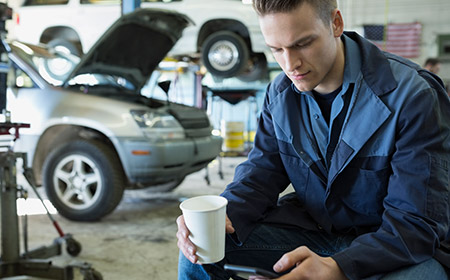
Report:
63,8,193,90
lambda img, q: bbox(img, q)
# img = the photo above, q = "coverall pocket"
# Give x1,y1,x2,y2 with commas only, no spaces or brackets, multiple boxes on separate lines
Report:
337,167,390,216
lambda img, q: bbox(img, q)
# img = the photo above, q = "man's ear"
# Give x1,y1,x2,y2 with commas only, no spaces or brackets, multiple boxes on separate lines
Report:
331,9,344,37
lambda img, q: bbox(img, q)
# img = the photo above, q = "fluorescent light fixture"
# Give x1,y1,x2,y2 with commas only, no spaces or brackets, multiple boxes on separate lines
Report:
17,198,58,216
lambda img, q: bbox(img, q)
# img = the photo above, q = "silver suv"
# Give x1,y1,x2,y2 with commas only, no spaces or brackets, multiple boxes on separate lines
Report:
5,9,222,221
14,0,269,81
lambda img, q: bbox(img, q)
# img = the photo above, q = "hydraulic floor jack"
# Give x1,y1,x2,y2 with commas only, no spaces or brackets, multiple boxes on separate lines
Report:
0,122,103,280
0,4,102,278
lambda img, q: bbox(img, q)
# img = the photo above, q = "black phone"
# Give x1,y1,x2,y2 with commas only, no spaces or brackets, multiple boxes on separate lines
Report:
224,264,278,279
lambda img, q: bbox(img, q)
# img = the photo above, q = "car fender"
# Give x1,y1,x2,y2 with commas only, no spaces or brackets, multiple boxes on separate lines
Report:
27,116,138,185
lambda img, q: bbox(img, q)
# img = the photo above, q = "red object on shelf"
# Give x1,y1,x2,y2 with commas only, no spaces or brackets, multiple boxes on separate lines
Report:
0,122,30,139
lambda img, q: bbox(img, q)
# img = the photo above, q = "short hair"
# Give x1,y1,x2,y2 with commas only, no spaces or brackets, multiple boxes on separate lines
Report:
252,0,338,25
424,58,440,67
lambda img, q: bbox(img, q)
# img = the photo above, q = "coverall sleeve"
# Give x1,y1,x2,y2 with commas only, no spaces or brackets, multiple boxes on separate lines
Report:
221,85,292,242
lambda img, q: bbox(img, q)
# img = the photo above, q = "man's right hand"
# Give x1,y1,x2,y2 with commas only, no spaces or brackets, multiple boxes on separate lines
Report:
176,214,235,264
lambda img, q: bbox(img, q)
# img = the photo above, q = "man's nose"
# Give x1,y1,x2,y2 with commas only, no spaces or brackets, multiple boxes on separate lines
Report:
283,49,301,72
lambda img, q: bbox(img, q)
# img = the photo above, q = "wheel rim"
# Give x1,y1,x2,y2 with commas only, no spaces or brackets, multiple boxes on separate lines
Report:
52,154,102,210
46,57,73,77
53,45,72,55
207,40,239,71
46,45,74,77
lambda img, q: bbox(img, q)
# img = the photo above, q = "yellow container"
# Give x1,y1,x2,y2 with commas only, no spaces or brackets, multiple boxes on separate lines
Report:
221,121,245,152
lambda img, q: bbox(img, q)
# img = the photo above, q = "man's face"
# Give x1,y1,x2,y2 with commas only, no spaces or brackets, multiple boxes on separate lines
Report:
430,63,441,74
259,3,344,93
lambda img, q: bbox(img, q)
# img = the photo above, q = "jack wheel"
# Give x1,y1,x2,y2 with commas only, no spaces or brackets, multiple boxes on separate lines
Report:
66,237,82,256
83,269,103,280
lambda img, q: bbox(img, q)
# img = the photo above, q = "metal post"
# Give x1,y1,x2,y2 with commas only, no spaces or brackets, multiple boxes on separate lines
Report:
121,0,141,15
0,151,20,272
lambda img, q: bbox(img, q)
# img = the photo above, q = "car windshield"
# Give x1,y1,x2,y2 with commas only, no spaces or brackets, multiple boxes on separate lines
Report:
10,41,135,91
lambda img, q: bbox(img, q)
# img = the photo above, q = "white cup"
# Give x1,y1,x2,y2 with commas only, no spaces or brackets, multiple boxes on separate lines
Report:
180,195,228,264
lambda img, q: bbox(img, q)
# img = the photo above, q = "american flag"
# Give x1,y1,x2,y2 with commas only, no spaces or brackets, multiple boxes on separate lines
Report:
363,22,422,58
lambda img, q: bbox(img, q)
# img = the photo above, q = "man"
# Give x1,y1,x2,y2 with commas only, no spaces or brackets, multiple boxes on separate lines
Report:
423,57,441,75
177,0,450,279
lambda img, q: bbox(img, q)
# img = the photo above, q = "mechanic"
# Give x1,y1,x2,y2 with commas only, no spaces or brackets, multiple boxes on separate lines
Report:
177,0,450,279
423,57,441,75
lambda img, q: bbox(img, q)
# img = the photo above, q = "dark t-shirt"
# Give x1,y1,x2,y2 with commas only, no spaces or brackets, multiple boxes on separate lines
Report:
312,84,353,167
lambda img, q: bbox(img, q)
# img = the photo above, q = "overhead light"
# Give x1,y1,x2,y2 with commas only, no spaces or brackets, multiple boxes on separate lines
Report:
17,198,58,216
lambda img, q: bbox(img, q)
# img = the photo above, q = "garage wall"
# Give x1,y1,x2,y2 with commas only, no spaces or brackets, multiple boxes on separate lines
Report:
6,0,450,85
338,0,450,84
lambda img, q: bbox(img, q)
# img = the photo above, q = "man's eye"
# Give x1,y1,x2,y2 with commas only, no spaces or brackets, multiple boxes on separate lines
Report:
297,41,312,48
271,48,282,54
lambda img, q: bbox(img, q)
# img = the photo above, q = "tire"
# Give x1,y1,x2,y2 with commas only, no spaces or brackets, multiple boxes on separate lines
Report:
44,38,82,82
47,38,82,57
83,269,103,280
202,31,249,78
237,53,269,82
43,139,125,221
66,237,82,256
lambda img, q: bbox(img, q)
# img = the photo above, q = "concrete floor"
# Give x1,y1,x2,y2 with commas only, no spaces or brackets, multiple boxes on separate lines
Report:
3,156,246,280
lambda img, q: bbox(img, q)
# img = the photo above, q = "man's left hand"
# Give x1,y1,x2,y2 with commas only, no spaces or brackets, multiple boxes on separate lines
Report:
274,246,348,280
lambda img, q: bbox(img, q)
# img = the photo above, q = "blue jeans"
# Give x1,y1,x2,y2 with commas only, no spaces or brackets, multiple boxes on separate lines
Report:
178,224,448,280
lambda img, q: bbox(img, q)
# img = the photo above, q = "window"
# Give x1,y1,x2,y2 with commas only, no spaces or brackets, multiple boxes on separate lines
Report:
23,0,69,6
80,0,120,4
141,0,182,2
80,0,181,3
438,34,450,58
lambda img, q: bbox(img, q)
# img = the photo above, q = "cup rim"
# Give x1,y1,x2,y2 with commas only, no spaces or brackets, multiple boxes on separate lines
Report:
180,195,228,213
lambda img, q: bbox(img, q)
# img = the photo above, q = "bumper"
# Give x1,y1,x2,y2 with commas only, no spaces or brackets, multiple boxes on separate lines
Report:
117,135,223,185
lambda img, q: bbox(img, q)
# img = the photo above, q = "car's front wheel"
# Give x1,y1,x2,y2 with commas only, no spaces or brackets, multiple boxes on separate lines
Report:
43,140,125,221
202,31,249,78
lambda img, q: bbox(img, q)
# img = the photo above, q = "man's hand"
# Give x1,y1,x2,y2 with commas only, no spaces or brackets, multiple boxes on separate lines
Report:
176,214,235,264
274,246,347,280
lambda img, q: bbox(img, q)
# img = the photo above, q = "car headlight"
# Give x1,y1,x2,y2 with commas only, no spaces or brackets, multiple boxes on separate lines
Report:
130,110,185,140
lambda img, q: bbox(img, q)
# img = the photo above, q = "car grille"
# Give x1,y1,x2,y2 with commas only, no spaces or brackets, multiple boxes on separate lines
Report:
184,127,212,138
168,106,210,130
177,117,210,129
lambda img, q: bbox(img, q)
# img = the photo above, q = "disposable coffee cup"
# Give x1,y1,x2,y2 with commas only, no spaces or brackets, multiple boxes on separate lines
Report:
180,195,228,264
